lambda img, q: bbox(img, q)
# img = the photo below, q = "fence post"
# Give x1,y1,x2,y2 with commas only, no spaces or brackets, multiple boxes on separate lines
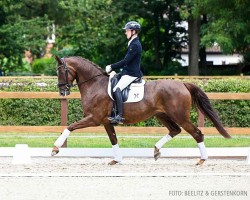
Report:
198,109,205,127
61,98,68,147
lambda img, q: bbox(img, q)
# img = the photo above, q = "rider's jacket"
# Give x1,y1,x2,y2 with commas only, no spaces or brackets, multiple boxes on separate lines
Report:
111,37,143,78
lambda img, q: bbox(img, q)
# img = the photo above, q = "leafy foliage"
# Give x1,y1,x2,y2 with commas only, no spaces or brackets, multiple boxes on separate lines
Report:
199,0,250,64
0,77,249,127
0,0,52,72
1,0,250,76
32,58,56,75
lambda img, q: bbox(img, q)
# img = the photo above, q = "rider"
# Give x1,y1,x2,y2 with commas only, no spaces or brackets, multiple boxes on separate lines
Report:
106,21,143,124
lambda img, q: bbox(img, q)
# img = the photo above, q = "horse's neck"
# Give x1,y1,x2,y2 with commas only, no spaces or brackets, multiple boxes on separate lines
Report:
68,57,100,81
77,75,108,96
77,67,100,81
71,58,107,95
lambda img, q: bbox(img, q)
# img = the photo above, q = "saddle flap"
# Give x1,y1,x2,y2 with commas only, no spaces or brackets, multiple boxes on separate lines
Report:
107,72,145,103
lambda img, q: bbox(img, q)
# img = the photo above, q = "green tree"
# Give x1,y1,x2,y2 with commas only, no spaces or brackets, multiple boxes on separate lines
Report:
0,0,52,74
55,0,125,67
2,0,248,76
180,0,250,75
200,0,250,65
55,0,188,74
111,0,188,74
180,0,206,75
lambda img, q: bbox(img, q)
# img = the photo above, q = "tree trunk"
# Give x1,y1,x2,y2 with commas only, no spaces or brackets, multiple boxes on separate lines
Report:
199,15,208,75
199,46,207,75
188,17,201,75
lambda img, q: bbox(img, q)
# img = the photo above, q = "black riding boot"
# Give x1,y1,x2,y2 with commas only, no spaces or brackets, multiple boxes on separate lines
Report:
109,88,124,124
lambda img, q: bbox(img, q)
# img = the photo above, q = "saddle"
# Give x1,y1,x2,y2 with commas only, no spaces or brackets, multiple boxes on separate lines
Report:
107,72,145,103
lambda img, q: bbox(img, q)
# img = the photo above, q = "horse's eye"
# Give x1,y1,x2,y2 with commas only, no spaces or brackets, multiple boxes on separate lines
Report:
57,70,64,76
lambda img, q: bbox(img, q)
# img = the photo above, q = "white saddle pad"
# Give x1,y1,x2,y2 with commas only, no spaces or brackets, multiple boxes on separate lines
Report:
107,71,145,103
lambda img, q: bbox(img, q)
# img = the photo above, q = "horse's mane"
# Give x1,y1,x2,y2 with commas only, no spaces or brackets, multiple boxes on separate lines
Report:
65,56,106,74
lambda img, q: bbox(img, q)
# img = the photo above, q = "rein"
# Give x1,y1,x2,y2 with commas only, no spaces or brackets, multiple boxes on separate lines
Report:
57,58,105,89
73,73,104,87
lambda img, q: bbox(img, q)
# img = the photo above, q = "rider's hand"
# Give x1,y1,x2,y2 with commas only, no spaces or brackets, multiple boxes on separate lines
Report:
105,65,112,73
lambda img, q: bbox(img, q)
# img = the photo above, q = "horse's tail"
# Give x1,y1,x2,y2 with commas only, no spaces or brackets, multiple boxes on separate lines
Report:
184,83,231,138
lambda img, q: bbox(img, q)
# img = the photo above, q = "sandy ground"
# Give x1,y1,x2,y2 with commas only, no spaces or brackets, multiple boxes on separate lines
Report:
0,157,250,200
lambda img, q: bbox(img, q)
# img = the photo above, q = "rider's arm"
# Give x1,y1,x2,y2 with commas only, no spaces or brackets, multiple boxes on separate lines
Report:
111,44,138,70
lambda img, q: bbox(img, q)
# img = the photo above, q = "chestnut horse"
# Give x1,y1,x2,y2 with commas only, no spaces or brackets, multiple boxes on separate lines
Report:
52,56,231,165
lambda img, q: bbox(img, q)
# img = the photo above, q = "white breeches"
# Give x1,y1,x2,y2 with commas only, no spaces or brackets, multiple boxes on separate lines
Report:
113,75,137,92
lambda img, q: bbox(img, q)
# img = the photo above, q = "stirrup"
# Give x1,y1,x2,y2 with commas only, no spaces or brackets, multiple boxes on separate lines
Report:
108,115,124,125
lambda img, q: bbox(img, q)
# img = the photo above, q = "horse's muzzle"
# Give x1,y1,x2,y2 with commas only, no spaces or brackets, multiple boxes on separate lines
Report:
59,89,70,96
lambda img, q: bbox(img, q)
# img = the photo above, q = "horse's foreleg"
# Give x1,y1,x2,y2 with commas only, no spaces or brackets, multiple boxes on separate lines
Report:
51,128,70,156
51,116,99,156
154,135,172,160
104,124,122,165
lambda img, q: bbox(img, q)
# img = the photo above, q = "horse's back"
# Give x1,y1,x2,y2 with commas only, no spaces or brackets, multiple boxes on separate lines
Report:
145,79,190,97
122,79,192,123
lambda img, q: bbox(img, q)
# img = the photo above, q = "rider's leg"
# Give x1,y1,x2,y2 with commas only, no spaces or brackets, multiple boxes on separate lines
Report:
113,75,138,91
113,87,124,124
110,75,137,124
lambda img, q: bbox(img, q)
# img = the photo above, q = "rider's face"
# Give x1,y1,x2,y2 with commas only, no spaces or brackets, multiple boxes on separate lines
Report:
125,29,134,39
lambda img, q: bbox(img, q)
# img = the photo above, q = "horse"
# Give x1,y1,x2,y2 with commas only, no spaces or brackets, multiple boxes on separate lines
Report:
52,56,231,165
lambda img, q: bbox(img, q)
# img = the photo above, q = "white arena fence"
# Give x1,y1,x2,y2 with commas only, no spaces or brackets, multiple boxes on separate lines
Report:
0,147,249,159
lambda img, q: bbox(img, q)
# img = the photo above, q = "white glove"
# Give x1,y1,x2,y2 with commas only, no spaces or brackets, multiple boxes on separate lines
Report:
105,65,112,73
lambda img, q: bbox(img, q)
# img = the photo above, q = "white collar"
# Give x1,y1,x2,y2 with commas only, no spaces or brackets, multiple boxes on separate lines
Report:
128,35,137,47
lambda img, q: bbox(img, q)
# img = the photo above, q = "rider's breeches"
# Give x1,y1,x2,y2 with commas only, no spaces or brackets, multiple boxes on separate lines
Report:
113,75,137,92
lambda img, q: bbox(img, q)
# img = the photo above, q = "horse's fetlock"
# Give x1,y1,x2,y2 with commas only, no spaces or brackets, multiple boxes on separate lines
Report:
193,134,203,143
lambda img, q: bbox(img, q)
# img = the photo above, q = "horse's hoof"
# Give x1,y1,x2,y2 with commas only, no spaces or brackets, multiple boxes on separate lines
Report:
51,147,59,156
154,147,161,161
108,160,119,165
154,152,161,161
196,159,206,166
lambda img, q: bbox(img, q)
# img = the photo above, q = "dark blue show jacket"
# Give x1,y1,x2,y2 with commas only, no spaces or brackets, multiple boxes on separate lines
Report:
111,37,143,78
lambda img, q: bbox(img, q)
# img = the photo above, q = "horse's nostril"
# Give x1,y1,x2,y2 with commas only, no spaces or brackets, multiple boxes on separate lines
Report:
59,89,70,96
59,91,64,96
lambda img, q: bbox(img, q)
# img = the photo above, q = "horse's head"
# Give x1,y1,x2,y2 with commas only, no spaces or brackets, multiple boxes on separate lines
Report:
55,56,77,96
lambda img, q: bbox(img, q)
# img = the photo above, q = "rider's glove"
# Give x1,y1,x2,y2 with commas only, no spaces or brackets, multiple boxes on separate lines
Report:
105,65,112,74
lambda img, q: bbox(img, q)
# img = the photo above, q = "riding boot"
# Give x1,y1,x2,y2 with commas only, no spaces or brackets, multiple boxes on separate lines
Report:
109,88,125,124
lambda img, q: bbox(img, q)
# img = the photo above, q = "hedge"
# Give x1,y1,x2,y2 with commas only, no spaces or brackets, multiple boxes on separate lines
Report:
0,77,249,127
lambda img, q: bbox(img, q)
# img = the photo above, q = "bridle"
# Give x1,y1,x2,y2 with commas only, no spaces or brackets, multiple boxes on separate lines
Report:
57,58,105,90
57,60,75,90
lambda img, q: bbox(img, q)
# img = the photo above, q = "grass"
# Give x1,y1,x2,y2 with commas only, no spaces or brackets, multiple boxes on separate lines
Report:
0,132,249,148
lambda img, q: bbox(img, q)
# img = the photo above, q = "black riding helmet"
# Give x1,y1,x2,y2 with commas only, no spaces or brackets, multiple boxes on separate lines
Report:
123,21,141,32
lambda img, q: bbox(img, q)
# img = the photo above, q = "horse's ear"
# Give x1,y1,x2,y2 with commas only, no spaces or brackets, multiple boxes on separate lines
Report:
55,56,63,65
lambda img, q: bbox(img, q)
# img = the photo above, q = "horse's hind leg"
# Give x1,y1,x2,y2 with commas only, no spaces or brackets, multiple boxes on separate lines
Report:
180,121,208,165
104,123,122,165
154,114,181,161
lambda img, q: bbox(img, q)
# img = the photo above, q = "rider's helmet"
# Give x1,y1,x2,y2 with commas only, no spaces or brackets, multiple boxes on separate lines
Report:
123,21,141,32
